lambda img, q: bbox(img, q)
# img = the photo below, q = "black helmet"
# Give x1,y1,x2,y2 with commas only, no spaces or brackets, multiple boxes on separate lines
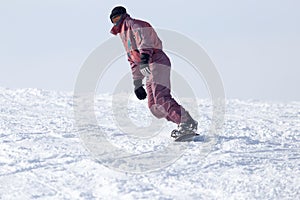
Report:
110,6,127,22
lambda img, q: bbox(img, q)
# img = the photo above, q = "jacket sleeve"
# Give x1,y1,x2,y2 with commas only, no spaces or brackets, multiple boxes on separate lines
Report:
128,56,144,80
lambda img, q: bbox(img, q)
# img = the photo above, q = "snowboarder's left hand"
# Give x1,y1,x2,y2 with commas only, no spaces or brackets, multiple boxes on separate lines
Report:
133,79,147,100
140,53,151,77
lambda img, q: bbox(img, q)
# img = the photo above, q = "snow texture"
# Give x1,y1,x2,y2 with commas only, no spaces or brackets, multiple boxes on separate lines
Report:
0,87,299,199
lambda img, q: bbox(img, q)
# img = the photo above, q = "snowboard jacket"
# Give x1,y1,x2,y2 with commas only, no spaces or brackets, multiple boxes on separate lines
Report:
110,14,171,80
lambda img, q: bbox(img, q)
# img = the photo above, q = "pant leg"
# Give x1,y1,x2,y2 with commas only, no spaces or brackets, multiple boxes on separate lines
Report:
146,52,192,124
146,81,168,119
146,68,189,124
150,83,189,124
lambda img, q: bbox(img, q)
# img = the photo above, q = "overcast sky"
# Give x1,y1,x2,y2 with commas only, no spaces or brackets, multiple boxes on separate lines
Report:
1,0,299,101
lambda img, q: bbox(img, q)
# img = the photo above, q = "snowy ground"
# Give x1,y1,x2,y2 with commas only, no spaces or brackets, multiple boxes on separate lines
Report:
0,87,299,199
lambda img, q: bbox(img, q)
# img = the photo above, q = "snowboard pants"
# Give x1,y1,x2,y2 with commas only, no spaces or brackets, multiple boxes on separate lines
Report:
145,63,190,125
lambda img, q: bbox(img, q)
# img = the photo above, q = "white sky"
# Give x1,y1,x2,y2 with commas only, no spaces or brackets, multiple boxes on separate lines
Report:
0,0,299,101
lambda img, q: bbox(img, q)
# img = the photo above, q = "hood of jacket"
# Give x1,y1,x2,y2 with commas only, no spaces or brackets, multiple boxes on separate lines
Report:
110,14,130,35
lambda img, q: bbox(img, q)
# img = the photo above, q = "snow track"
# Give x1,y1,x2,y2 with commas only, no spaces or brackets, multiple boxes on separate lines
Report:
0,88,299,199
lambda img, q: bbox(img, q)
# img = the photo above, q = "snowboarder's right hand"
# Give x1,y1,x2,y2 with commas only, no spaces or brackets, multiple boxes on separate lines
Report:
140,53,151,77
134,79,147,100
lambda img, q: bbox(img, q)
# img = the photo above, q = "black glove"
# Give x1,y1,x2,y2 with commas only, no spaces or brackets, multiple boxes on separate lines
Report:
140,53,151,77
133,79,147,100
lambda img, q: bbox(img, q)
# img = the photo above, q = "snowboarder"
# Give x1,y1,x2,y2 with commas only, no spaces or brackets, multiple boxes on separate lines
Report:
109,6,198,138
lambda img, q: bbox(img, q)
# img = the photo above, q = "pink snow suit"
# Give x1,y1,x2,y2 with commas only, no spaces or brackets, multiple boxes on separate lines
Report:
111,14,190,124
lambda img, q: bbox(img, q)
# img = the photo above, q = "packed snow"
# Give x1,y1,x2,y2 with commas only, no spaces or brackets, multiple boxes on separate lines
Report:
0,87,299,199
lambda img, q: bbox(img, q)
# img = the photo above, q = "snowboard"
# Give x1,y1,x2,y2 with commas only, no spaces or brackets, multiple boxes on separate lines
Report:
173,131,205,142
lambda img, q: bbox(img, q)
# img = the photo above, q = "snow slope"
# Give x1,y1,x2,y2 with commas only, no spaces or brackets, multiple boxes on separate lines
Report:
0,88,299,199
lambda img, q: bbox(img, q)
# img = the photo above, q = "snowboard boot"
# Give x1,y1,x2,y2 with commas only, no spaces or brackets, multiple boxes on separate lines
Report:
171,112,198,138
